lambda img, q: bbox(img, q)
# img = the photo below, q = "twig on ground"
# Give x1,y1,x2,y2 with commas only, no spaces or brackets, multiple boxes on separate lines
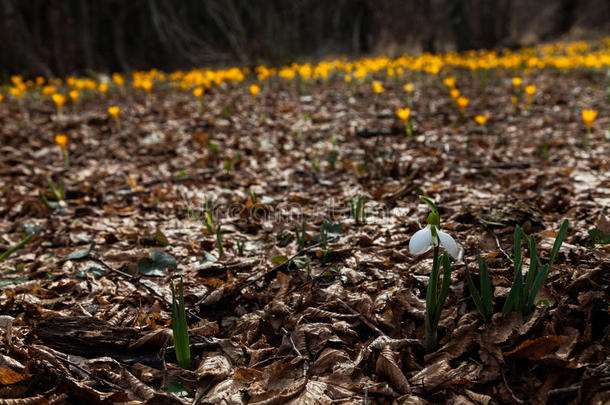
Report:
501,369,524,404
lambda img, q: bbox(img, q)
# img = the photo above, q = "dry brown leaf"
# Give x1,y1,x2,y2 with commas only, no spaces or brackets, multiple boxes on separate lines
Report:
375,345,411,394
195,355,232,381
0,355,27,385
503,335,566,359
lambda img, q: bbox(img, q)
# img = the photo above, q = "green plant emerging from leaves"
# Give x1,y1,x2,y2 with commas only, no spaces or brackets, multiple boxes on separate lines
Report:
223,153,240,173
236,240,245,255
502,219,568,320
0,233,36,261
425,247,451,352
294,217,307,251
465,250,494,320
39,179,65,209
350,196,367,225
170,276,190,370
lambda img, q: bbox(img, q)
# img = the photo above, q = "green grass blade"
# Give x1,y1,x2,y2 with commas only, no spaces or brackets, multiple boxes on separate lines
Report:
477,250,493,318
513,225,523,311
434,251,451,325
0,233,36,261
465,260,486,319
424,246,442,352
503,226,523,315
361,197,367,224
47,180,61,201
502,283,518,315
548,219,568,268
527,263,550,313
171,277,191,369
523,235,538,305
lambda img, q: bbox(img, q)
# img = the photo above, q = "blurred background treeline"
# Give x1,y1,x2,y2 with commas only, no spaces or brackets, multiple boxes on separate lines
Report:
1,0,609,77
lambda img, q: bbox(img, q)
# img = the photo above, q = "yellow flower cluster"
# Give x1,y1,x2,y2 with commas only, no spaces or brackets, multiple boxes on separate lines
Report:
1,38,609,103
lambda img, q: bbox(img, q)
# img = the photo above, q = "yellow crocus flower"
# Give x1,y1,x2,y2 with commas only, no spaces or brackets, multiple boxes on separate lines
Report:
582,109,598,130
457,96,469,110
372,80,384,93
475,115,489,126
55,134,68,149
396,108,411,122
249,84,260,97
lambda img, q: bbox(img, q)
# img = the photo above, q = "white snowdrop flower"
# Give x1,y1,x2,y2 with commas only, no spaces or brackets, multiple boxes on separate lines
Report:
409,223,459,259
409,196,460,259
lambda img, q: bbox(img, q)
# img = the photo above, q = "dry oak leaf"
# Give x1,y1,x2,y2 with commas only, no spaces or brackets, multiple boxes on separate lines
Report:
502,335,565,360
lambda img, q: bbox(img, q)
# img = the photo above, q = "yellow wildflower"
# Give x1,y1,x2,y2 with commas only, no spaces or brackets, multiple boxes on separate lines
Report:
396,108,411,122
55,134,68,149
249,84,260,97
372,81,384,93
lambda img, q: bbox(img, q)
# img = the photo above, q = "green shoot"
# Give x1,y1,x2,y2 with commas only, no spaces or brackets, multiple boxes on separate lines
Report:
465,249,493,320
47,179,65,201
350,196,367,225
425,246,451,352
294,217,307,251
502,219,568,320
0,233,37,261
170,276,191,370
223,153,240,173
209,141,220,156
320,221,329,250
236,240,244,255
204,201,214,234
326,151,338,170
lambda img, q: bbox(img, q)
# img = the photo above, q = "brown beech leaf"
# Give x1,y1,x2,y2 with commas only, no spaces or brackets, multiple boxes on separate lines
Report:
375,345,411,394
503,335,566,360
195,355,232,381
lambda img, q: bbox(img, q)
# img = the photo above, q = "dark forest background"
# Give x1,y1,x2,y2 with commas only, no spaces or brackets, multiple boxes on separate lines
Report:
1,0,609,77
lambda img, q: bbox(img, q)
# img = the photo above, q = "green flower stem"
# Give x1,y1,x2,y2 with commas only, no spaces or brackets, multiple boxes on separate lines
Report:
425,245,440,352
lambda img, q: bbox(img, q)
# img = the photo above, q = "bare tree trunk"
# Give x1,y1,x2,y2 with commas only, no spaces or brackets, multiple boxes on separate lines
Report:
448,0,472,51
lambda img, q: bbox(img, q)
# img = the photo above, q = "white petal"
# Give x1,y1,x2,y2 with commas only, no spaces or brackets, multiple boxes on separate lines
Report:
409,225,433,255
438,230,459,259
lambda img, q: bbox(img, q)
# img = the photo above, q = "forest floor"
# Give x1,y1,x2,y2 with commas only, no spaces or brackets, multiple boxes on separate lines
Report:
0,67,609,404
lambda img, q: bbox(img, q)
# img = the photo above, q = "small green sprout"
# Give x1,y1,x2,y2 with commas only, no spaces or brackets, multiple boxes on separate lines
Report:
294,217,307,251
47,179,65,201
319,221,329,250
0,233,37,261
350,196,367,226
326,151,338,170
502,219,568,320
170,276,190,370
236,240,245,255
465,249,493,321
425,248,451,352
223,153,240,173
209,141,220,156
